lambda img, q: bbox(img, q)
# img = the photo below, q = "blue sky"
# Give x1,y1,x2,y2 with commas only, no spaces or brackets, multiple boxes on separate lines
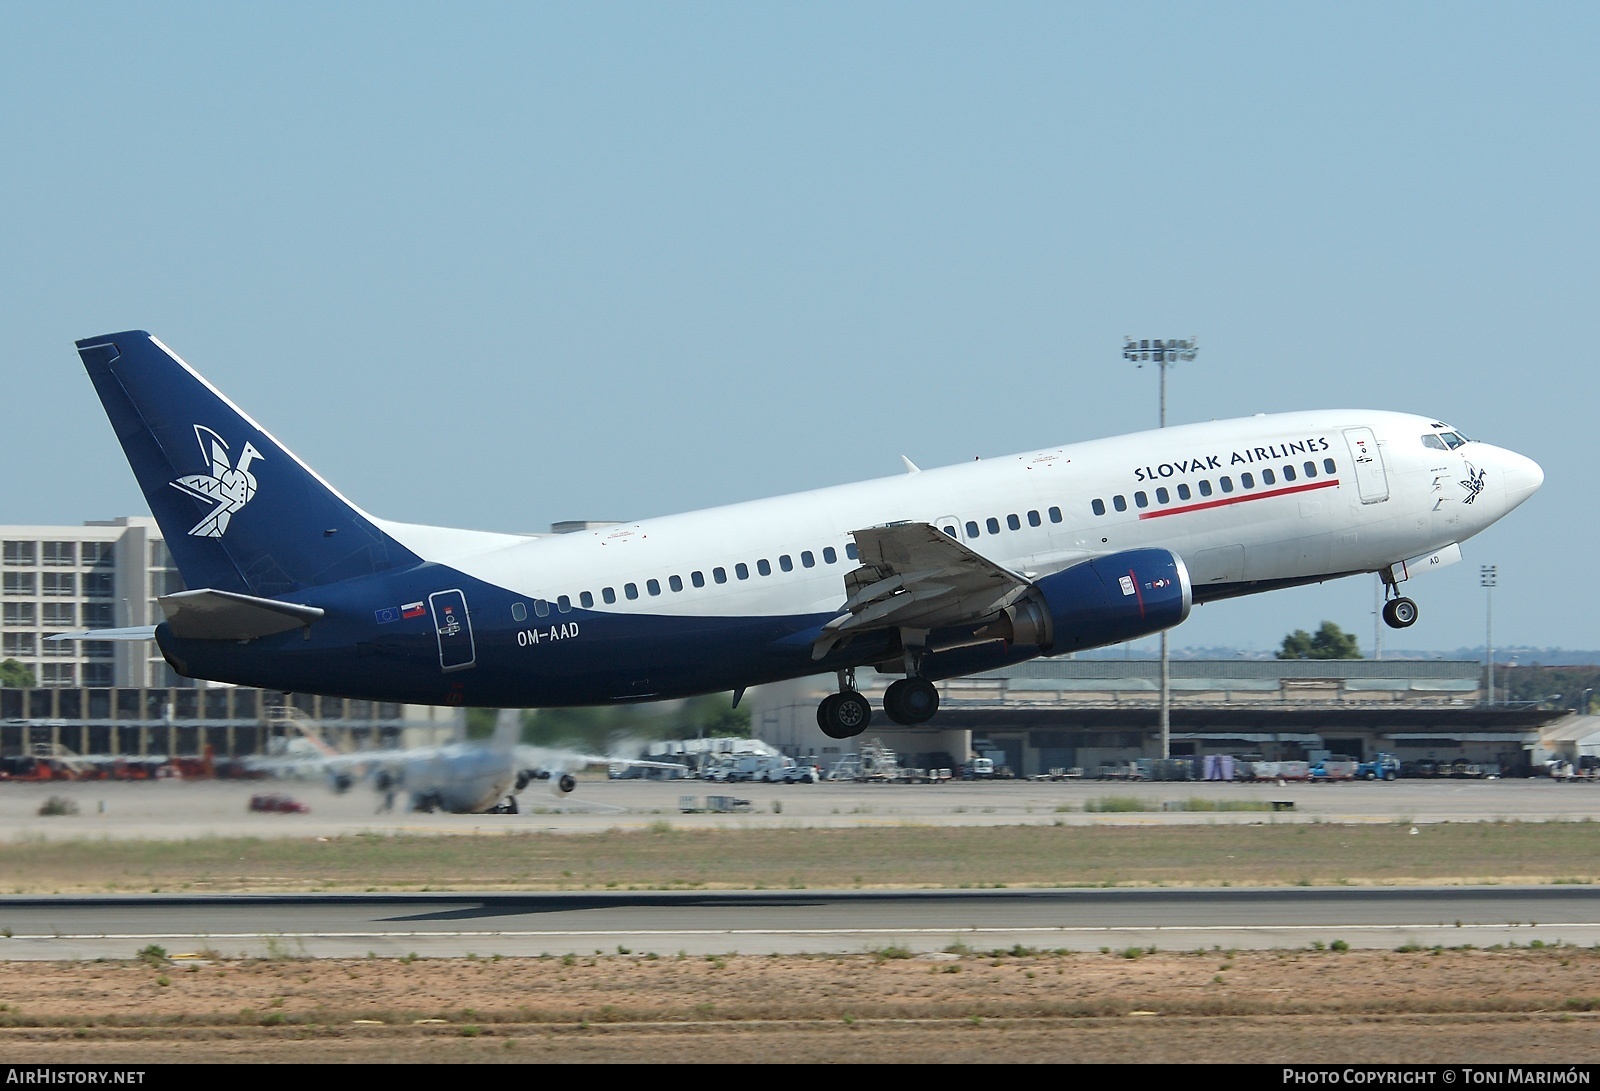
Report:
1,4,1592,654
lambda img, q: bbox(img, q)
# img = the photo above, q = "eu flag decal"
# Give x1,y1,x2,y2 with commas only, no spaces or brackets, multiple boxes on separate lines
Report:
374,606,400,624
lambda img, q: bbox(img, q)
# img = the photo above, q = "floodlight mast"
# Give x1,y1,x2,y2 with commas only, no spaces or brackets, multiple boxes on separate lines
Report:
1481,565,1497,706
1125,337,1198,760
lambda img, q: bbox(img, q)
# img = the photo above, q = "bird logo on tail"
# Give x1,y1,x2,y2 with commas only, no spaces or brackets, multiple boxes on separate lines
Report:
170,425,263,537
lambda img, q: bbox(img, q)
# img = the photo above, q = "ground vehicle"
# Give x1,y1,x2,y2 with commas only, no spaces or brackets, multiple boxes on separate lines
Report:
963,757,996,780
248,793,309,814
1309,755,1361,781
1357,753,1401,780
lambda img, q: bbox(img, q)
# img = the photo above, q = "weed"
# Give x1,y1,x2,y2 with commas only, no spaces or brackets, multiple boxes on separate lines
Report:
136,945,167,966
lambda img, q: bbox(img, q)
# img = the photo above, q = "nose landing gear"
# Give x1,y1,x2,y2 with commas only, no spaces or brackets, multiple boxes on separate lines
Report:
1382,596,1419,628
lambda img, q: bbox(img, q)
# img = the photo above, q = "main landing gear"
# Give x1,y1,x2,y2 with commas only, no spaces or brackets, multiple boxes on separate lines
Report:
818,669,872,740
817,648,944,739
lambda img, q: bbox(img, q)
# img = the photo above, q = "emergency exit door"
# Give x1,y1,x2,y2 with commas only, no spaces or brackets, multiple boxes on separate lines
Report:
429,589,476,672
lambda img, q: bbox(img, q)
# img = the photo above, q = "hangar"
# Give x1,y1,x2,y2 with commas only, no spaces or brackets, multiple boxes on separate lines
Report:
752,658,1561,778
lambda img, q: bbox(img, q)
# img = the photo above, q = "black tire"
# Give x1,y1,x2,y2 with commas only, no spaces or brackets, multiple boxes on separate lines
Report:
819,691,871,739
1382,597,1419,629
884,678,939,725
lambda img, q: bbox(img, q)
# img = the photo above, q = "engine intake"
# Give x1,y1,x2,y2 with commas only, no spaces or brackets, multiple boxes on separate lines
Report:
985,548,1191,654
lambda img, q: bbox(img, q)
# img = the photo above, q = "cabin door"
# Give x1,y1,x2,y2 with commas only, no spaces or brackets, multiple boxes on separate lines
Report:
1343,428,1390,504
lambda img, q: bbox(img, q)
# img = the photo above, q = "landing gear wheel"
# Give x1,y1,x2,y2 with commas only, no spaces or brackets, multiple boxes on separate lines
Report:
818,691,872,740
1382,597,1418,629
884,678,940,725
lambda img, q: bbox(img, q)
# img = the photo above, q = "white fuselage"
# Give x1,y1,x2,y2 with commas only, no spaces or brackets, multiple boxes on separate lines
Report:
387,409,1541,620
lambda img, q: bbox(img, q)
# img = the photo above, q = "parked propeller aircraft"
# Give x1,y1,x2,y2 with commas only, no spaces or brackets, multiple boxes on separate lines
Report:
68,332,1542,740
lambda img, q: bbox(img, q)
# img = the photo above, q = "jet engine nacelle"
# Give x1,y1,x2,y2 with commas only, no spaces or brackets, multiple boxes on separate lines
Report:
987,548,1191,654
549,773,576,797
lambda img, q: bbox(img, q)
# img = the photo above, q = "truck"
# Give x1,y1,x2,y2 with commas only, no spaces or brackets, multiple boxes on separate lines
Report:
1356,753,1401,781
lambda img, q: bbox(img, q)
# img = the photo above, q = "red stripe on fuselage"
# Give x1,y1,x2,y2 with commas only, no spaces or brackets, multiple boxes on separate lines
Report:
1136,478,1339,520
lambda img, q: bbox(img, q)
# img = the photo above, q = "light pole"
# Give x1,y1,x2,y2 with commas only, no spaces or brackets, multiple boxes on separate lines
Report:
1125,337,1198,760
1480,565,1497,706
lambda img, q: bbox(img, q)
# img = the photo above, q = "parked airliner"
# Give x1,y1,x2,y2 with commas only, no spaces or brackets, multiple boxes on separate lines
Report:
254,712,600,814
71,332,1542,740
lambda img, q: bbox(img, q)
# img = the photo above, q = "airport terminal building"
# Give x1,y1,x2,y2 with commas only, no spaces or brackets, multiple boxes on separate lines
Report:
753,658,1559,777
3,516,183,690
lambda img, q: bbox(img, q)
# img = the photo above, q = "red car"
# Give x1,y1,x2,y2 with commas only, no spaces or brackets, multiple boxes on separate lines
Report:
248,793,310,814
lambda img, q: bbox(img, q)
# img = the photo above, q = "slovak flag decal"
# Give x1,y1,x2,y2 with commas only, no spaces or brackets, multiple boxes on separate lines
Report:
401,601,426,619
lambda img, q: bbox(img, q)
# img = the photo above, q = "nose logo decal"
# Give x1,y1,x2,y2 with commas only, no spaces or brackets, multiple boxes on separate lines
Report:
1459,463,1486,505
170,425,263,537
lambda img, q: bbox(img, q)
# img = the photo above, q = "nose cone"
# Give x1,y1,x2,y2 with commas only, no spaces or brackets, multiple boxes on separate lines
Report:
1502,449,1544,510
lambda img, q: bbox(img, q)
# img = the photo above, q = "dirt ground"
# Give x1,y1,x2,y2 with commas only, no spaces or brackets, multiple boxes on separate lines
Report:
2,946,1598,1063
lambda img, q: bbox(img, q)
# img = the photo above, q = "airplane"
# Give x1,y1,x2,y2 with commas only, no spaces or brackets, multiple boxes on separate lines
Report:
68,331,1543,741
248,710,641,814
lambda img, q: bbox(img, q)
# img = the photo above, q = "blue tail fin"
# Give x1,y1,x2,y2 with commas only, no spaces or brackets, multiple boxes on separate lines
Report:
75,331,421,596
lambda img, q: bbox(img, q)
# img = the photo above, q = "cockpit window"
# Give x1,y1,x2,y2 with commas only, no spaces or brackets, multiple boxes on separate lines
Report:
1422,434,1448,450
1440,431,1466,449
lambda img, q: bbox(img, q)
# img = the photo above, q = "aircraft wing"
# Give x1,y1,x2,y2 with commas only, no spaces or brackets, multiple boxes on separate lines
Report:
812,522,1032,659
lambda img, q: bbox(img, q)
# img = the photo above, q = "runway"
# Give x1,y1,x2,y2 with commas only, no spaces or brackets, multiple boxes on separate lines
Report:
3,886,1597,960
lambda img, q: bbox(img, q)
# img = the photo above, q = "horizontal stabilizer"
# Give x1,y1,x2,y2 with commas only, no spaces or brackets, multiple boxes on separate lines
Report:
158,588,325,640
46,626,158,641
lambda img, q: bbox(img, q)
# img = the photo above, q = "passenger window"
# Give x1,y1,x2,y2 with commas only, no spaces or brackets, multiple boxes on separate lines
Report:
1219,477,1233,494
1048,506,1062,523
1422,434,1448,450
691,571,705,588
1177,484,1191,501
757,559,772,576
625,583,639,600
534,599,550,618
580,591,594,608
986,517,1000,535
603,587,616,604
1113,495,1127,512
1002,514,1016,531
1262,468,1276,485
1283,465,1296,481
511,602,527,622
942,526,957,538
1241,473,1254,489
846,543,858,559
557,595,572,613
646,579,660,596
736,563,749,580
1091,499,1106,516
779,555,793,572
1323,458,1336,474
669,575,683,592
1134,491,1148,508
1155,487,1169,504
801,551,815,567
1197,481,1212,497
966,521,980,538
1304,461,1317,478
1027,510,1041,527
714,567,728,584
823,547,837,564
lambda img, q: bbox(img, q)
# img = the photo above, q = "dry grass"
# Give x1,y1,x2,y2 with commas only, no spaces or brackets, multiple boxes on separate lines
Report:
2,821,1598,893
2,948,1599,1062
